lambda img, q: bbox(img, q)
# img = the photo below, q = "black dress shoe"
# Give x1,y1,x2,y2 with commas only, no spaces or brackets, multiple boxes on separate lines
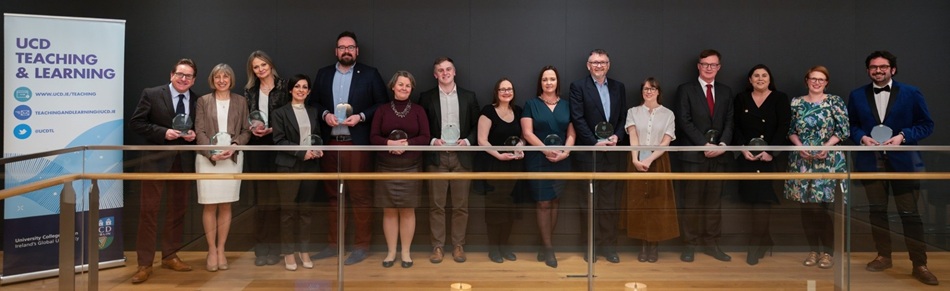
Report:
265,255,281,266
382,260,394,268
601,251,620,263
488,250,504,263
254,257,267,266
537,249,545,262
704,245,732,262
502,250,517,261
583,252,598,263
544,250,558,268
681,246,695,262
912,265,939,286
647,243,659,263
401,261,413,268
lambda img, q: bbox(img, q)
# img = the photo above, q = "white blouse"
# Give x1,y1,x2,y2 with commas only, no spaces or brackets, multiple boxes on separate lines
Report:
624,105,676,146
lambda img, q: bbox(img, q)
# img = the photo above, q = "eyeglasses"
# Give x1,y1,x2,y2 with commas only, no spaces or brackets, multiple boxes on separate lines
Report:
642,87,658,92
588,61,609,67
807,77,828,84
173,72,195,80
698,63,721,69
497,88,513,93
336,45,357,52
868,65,891,71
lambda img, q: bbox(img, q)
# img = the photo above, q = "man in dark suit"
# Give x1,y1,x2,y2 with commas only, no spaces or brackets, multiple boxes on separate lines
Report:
847,50,937,286
674,49,734,263
569,49,627,263
127,58,199,283
307,31,388,265
416,57,480,263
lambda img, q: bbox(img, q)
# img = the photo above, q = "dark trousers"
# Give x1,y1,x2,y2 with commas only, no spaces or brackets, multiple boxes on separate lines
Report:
578,151,625,251
681,160,724,246
277,164,312,254
321,140,373,250
863,177,927,266
800,202,834,254
247,150,280,258
136,158,190,267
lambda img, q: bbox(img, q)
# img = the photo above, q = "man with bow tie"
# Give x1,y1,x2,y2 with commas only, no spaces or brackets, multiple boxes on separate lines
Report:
847,50,937,286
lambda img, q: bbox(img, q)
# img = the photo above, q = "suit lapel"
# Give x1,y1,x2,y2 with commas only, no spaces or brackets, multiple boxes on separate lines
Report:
430,92,443,133
864,85,882,124
884,83,900,123
587,78,607,120
162,86,175,118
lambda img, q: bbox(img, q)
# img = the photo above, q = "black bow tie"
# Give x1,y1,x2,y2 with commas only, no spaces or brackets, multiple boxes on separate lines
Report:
873,85,890,94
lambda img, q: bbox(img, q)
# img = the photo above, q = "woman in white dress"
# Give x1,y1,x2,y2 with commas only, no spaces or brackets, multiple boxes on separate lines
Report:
194,63,251,272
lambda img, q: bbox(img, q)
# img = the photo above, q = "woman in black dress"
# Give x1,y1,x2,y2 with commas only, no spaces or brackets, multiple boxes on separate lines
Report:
476,77,524,263
732,64,791,265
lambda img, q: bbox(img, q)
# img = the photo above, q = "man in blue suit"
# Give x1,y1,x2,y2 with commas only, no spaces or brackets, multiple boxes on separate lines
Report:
308,31,388,265
569,49,627,263
674,49,733,263
847,50,937,286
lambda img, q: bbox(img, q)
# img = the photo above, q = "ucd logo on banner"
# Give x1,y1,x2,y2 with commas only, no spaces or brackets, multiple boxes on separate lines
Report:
98,216,115,250
13,124,31,139
14,86,32,102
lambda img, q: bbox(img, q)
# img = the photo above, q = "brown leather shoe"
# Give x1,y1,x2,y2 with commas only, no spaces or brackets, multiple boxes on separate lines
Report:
866,255,893,272
429,247,444,264
161,257,193,272
453,245,467,263
131,266,152,284
912,265,939,286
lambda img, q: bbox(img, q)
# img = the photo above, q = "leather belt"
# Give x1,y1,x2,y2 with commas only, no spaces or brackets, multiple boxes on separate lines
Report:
332,135,352,142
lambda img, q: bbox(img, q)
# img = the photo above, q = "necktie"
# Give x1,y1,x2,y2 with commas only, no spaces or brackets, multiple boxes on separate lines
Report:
705,84,714,116
873,85,891,94
176,94,185,115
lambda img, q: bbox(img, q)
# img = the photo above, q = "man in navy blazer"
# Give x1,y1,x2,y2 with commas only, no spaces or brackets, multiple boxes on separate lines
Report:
847,51,937,285
674,49,734,263
127,58,199,283
569,49,627,263
307,31,388,265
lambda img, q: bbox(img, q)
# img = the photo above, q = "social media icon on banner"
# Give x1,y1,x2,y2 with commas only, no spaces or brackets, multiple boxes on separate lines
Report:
14,105,32,120
13,124,32,139
14,87,32,102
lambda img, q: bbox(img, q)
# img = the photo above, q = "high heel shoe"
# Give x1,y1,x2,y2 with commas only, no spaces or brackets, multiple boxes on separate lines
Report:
206,254,218,272
217,251,229,270
543,249,557,268
284,254,298,271
746,247,760,266
299,252,313,269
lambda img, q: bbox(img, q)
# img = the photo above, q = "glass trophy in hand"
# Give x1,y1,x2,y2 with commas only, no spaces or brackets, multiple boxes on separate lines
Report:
705,129,721,145
442,124,460,145
594,122,614,143
503,136,524,158
870,124,893,144
749,137,768,156
248,110,268,130
172,113,193,134
335,103,353,124
638,149,652,162
543,134,563,146
209,132,232,155
389,129,408,141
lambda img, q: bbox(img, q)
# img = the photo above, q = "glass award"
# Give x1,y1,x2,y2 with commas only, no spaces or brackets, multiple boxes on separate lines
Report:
543,134,563,146
594,122,614,142
442,124,460,145
335,103,352,124
389,129,408,140
870,124,893,144
503,136,523,155
704,129,721,144
172,113,192,132
306,134,323,146
209,132,231,155
749,137,768,155
638,150,652,162
248,110,267,130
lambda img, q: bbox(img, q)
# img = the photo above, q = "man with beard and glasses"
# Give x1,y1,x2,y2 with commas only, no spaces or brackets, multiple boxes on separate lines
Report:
307,31,388,265
847,50,937,286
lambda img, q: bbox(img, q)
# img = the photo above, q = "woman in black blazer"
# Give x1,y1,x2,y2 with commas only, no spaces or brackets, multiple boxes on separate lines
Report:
271,74,323,271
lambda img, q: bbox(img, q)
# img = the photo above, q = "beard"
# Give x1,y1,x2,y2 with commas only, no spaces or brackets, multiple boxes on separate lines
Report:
338,54,355,66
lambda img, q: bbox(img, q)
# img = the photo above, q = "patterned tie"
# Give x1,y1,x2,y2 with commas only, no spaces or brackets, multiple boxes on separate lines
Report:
705,84,714,116
176,94,185,115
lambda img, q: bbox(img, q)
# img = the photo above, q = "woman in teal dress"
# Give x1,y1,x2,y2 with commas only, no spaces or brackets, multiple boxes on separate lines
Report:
521,65,575,268
785,66,849,270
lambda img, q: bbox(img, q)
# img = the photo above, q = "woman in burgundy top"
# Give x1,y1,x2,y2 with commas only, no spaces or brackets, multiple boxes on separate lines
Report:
369,71,431,268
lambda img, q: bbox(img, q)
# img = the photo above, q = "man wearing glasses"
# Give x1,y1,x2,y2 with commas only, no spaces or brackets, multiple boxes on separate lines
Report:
308,31,388,265
128,59,199,283
569,49,627,263
674,49,734,263
847,50,937,285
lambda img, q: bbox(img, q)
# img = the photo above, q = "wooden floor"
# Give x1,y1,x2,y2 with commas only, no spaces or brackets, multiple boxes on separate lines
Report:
1,251,945,290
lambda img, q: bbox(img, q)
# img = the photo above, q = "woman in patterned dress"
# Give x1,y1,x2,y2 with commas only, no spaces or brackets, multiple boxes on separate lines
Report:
785,65,849,269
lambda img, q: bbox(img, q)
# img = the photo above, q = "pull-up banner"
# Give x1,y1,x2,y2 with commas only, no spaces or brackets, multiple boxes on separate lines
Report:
3,13,125,284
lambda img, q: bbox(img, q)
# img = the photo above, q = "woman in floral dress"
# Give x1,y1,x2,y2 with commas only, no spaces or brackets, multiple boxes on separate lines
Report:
785,65,849,270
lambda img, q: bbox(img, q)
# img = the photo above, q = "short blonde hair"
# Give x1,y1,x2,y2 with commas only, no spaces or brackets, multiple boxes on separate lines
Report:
388,70,416,90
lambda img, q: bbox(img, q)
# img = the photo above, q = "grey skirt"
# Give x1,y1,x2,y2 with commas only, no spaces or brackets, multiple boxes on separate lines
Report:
374,155,422,208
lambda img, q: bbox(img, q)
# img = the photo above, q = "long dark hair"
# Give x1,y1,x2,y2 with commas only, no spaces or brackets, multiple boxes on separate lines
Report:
535,65,560,97
745,64,777,92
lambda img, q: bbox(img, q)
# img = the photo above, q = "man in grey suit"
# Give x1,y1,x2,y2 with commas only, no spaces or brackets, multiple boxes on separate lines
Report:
569,49,627,263
674,49,734,263
417,57,480,263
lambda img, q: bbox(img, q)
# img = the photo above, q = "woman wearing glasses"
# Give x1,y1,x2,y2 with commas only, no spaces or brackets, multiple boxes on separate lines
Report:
733,64,791,265
522,66,575,268
369,71,431,268
785,66,849,269
271,74,323,271
477,77,524,263
622,77,677,263
194,63,251,272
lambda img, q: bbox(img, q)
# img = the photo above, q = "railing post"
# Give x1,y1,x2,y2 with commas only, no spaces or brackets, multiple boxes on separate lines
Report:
88,180,100,290
59,182,76,290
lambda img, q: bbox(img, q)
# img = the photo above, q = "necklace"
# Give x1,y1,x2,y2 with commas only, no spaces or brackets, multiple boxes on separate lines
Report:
391,101,411,118
541,96,559,105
